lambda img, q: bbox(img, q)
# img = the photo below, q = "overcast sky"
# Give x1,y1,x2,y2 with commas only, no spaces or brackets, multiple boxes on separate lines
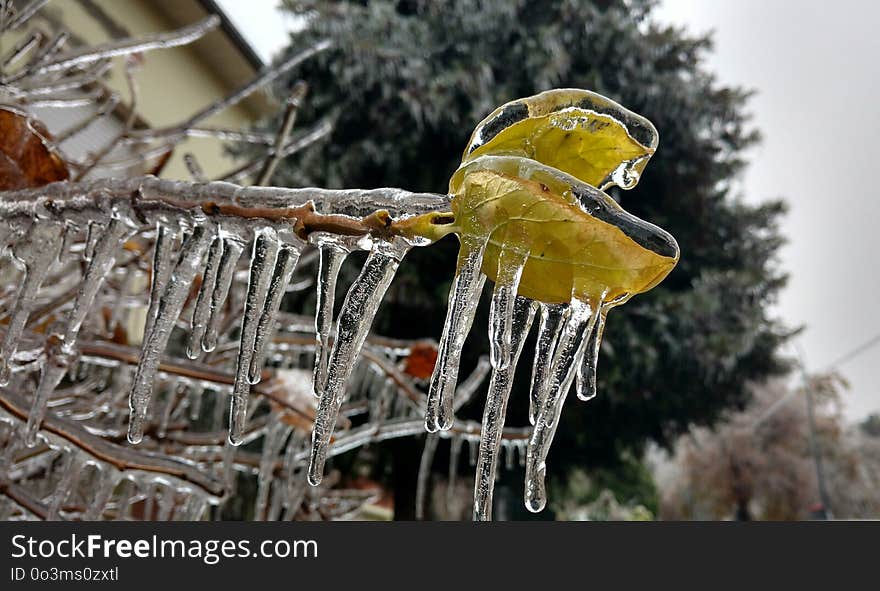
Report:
218,0,880,420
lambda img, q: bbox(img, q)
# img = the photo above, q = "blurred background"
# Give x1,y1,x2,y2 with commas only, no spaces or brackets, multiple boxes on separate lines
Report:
19,0,880,520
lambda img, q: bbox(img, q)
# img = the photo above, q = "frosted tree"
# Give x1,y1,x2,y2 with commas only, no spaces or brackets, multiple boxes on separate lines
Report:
0,1,678,521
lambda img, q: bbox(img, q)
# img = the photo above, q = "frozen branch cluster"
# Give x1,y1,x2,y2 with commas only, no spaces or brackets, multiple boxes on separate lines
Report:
0,2,535,521
0,1,679,521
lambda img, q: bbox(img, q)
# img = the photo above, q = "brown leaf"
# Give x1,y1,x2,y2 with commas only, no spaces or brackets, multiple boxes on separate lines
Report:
0,106,70,190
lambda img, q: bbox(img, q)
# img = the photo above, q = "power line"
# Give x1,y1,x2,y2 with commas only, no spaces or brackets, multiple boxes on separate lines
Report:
826,331,880,370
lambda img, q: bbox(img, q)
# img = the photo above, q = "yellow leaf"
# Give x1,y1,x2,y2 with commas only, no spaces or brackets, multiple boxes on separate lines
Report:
449,155,678,305
462,89,658,190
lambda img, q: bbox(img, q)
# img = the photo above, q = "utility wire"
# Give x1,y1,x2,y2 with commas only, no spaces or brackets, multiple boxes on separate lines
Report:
825,331,880,371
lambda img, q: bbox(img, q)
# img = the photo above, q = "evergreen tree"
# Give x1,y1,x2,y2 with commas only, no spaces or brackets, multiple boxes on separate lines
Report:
270,0,791,515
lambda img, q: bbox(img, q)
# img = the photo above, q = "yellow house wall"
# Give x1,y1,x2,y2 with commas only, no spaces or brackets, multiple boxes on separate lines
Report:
40,0,259,180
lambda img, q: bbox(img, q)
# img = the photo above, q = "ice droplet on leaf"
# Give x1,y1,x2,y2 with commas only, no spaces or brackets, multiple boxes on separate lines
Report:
576,308,607,402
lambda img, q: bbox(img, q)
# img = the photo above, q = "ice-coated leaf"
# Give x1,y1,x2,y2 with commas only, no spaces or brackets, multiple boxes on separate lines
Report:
449,154,679,305
462,88,657,191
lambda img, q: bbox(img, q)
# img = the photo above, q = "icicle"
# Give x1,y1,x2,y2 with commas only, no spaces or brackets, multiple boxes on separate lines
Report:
156,385,181,439
84,465,117,520
156,486,176,521
524,299,598,513
24,341,70,446
489,248,528,370
47,452,80,520
179,491,206,521
249,239,303,384
83,220,98,262
504,440,515,471
576,309,607,401
27,217,133,444
474,296,535,520
187,235,223,359
113,478,134,521
222,438,237,492
426,236,487,432
143,223,176,340
468,437,478,467
446,436,463,512
228,228,280,445
202,237,245,352
307,239,409,485
128,225,211,444
312,237,349,398
187,386,203,421
58,221,75,262
255,422,290,520
529,303,569,425
212,390,228,432
0,221,63,385
416,433,439,520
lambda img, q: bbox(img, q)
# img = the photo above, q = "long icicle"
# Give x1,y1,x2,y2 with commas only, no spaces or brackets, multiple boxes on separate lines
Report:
524,299,599,513
529,303,569,425
474,295,536,521
202,236,244,352
576,308,607,401
415,433,439,520
143,223,176,340
0,221,63,386
425,235,487,432
307,239,409,485
228,228,280,445
248,239,303,384
311,237,349,398
128,225,211,444
187,234,223,359
26,216,134,444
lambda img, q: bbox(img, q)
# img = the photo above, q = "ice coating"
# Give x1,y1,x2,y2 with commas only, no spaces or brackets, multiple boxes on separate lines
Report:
307,239,409,485
529,303,569,424
0,221,63,385
416,433,439,520
187,235,223,360
524,300,598,513
576,308,607,401
311,236,350,398
474,295,535,520
128,224,212,444
425,235,487,432
489,247,529,370
229,228,281,445
202,237,245,352
462,88,658,192
27,216,135,444
248,238,303,384
0,86,680,521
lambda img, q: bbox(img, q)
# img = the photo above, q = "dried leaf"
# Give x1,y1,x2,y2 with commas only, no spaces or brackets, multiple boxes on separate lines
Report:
0,107,70,190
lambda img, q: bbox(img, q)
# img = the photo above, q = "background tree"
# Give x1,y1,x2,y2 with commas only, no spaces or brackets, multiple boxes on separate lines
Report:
657,373,880,520
268,0,791,517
